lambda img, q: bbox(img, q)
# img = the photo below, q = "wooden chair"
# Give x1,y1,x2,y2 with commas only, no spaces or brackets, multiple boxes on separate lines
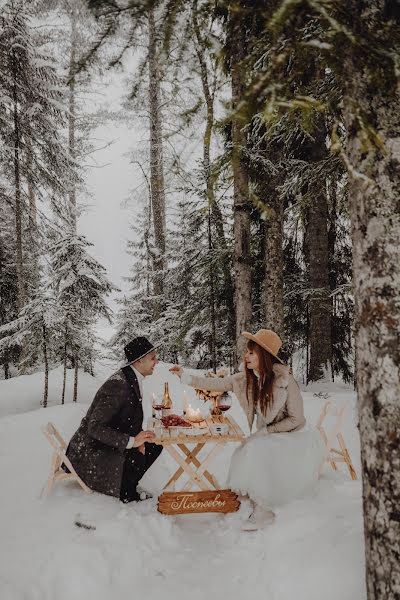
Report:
316,401,358,480
41,422,92,496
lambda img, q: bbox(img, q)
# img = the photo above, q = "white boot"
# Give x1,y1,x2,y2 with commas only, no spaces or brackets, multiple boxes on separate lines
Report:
241,502,275,532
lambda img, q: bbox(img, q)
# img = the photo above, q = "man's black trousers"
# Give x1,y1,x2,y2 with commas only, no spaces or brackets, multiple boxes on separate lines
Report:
119,442,163,503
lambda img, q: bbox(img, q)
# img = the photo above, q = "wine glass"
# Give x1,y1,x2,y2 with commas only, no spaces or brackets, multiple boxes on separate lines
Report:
217,393,232,414
152,392,164,420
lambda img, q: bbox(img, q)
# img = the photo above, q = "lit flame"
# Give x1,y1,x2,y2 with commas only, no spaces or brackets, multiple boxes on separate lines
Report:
186,404,202,419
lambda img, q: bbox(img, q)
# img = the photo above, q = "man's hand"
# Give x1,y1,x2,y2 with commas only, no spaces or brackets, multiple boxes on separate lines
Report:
169,364,183,378
133,430,155,448
138,444,145,455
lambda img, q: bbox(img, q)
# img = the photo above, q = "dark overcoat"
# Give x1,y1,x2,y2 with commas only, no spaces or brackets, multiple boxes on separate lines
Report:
66,366,144,497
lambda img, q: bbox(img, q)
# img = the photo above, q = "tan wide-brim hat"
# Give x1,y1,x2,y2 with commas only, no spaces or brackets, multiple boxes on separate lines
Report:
242,329,285,364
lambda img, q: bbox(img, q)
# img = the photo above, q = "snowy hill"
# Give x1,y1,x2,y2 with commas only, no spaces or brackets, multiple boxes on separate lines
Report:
0,364,365,600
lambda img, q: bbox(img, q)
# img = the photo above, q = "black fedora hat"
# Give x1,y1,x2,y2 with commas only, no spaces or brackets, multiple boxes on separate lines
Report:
124,337,158,366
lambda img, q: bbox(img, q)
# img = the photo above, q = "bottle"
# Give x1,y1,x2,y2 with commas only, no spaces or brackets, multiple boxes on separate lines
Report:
162,382,172,417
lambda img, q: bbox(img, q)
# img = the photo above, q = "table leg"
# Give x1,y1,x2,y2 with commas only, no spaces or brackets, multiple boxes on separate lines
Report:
163,445,211,491
163,443,204,490
178,444,221,489
182,443,225,491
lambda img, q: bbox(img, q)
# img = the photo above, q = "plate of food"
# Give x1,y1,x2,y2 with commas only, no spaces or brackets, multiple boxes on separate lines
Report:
160,414,191,428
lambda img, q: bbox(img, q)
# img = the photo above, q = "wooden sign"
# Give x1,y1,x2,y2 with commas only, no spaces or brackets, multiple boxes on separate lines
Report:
157,489,240,515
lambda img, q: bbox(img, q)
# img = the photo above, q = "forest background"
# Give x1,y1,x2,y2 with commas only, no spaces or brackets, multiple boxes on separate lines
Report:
0,1,399,599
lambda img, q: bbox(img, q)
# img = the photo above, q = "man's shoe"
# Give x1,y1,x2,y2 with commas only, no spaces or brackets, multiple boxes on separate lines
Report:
137,486,153,500
241,504,275,532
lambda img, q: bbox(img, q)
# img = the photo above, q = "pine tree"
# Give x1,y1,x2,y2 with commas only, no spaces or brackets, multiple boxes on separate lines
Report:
50,233,116,400
340,5,400,593
111,204,157,361
148,5,167,315
0,186,19,378
227,2,252,363
0,1,79,305
38,0,113,228
0,289,58,405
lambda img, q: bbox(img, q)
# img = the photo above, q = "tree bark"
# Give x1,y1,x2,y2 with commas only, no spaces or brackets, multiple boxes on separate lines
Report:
305,189,332,381
26,138,39,293
207,206,217,371
73,358,78,402
229,6,252,363
263,193,284,337
344,4,400,596
4,361,10,380
61,331,67,405
148,6,166,314
68,8,77,232
12,50,26,312
327,174,340,382
303,123,333,382
42,323,49,408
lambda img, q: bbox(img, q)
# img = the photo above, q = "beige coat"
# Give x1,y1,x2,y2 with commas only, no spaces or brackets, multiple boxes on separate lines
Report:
183,364,306,433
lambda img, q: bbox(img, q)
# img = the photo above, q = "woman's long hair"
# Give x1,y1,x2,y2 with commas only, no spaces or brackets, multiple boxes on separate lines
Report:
244,340,278,415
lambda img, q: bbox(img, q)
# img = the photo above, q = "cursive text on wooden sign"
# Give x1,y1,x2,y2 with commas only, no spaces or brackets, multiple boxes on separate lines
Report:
158,489,240,515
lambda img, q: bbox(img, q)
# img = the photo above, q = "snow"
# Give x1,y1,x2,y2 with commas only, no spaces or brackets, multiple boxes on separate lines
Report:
0,363,366,600
304,40,333,50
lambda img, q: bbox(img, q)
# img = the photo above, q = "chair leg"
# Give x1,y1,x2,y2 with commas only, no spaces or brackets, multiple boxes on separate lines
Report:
41,452,58,497
42,425,94,496
62,456,93,494
41,475,54,497
337,433,357,480
74,473,92,494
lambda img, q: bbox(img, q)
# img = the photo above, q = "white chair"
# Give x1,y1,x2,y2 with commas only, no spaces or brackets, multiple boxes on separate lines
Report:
316,401,357,480
41,422,92,496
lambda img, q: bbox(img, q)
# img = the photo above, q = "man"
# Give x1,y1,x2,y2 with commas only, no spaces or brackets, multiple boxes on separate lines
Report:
66,337,162,503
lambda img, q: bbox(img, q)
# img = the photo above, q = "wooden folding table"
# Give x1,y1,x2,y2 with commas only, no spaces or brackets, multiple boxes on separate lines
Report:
147,414,245,514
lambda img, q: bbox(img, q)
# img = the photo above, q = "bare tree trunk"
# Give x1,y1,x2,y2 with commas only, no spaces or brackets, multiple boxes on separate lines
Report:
263,194,284,337
207,206,217,371
251,218,265,328
42,323,49,408
68,9,77,232
305,190,332,381
26,139,39,293
192,4,233,370
4,361,10,379
229,7,252,363
73,357,78,402
148,6,166,314
0,245,12,380
61,330,67,405
303,124,332,382
327,174,338,382
344,4,400,596
12,51,26,312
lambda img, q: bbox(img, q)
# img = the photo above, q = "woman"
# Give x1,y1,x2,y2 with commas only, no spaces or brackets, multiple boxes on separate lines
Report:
170,329,326,531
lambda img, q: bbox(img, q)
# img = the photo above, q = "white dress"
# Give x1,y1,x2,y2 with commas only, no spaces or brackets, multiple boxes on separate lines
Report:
227,405,327,509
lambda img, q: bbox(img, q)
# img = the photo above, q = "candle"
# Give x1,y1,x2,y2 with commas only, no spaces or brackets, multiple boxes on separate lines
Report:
186,404,203,421
182,390,189,415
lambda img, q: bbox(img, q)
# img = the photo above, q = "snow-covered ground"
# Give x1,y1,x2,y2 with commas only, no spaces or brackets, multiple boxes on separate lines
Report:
0,362,366,600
